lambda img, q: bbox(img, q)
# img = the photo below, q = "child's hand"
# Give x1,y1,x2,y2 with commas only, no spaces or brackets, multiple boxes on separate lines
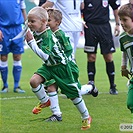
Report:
25,30,34,43
121,69,131,79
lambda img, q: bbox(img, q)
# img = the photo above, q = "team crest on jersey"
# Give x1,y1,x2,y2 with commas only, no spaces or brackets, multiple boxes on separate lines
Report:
102,0,108,7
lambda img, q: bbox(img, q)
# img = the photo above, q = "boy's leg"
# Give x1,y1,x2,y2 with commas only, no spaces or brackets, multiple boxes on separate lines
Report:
127,80,133,113
46,91,62,121
72,97,92,130
32,84,50,114
45,83,62,121
0,60,8,93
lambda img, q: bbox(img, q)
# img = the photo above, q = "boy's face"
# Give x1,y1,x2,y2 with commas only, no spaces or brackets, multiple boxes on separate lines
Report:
28,14,46,32
120,16,133,34
47,15,59,32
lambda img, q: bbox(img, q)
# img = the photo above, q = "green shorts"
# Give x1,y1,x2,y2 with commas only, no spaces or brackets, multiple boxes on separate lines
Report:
43,60,81,89
127,78,133,113
36,63,81,99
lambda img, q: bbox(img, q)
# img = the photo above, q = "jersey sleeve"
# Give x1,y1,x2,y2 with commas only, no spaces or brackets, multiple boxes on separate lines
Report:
20,0,26,9
109,0,120,10
119,37,125,52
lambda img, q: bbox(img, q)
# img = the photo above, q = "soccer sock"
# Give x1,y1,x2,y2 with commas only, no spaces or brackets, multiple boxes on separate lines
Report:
106,61,115,88
0,61,8,88
72,97,89,120
13,61,22,89
48,91,62,116
32,84,49,103
87,61,95,82
80,84,93,95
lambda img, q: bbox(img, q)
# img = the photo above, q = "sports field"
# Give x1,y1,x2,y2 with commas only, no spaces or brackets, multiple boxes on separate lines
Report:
0,48,132,133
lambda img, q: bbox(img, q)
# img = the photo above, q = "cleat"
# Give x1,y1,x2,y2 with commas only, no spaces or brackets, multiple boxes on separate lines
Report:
32,99,50,114
45,114,62,122
14,86,25,93
0,87,8,93
109,84,118,95
88,81,98,97
81,116,92,130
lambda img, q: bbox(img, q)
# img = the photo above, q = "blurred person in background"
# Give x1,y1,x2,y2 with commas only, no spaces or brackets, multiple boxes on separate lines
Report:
0,0,27,93
82,0,120,95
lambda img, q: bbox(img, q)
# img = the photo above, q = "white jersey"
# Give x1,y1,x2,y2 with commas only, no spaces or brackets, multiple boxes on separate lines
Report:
48,0,83,32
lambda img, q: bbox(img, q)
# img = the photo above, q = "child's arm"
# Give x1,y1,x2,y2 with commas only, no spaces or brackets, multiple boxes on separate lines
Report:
26,30,49,61
121,52,131,79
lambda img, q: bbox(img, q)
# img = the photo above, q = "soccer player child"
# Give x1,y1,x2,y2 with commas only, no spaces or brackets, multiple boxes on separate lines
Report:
46,8,98,96
31,8,98,121
118,3,133,119
25,7,92,130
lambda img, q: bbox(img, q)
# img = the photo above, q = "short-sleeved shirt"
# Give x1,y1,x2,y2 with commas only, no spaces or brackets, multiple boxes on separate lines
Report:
119,32,133,72
83,0,120,24
0,0,26,27
48,0,83,31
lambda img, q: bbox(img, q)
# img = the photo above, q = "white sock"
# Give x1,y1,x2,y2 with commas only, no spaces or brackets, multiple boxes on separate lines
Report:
48,91,62,116
32,84,49,103
72,97,89,120
80,84,93,95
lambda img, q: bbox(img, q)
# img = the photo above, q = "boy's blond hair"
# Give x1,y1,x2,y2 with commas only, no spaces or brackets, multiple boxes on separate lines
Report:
47,8,62,24
118,3,133,21
28,7,49,21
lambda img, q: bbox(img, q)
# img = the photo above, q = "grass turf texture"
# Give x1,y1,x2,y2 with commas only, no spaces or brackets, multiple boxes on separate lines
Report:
0,48,132,133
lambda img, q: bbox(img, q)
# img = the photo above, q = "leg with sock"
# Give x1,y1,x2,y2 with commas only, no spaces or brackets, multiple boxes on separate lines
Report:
87,61,95,83
45,91,62,121
72,97,92,130
80,84,98,97
106,61,118,95
0,60,8,93
32,84,50,114
13,60,25,93
86,61,98,96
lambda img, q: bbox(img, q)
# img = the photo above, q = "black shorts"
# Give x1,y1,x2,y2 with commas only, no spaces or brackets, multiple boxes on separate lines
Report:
84,22,115,54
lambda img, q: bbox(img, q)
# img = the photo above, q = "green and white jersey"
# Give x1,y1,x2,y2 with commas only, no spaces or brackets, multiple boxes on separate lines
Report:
119,32,133,71
54,29,73,58
33,28,68,66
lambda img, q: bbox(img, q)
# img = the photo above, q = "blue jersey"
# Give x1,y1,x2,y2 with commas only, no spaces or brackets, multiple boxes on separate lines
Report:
0,0,26,27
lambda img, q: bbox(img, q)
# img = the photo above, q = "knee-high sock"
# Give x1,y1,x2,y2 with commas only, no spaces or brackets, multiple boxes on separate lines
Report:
32,84,49,103
106,61,115,88
13,60,22,89
72,97,89,120
80,84,93,95
0,61,8,88
87,61,95,82
48,91,62,116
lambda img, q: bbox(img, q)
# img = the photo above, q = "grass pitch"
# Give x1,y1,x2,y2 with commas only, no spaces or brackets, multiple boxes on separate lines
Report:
0,48,132,133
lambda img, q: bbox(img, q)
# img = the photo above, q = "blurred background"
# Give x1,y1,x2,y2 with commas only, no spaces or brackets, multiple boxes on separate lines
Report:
24,0,129,48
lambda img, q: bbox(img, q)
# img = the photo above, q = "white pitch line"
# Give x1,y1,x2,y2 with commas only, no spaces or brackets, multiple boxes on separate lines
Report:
0,91,128,101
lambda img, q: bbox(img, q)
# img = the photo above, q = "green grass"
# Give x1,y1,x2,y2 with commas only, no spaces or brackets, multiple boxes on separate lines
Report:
0,48,132,133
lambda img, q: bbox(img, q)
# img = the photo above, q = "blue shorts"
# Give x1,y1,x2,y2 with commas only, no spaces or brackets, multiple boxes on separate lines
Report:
0,25,24,54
